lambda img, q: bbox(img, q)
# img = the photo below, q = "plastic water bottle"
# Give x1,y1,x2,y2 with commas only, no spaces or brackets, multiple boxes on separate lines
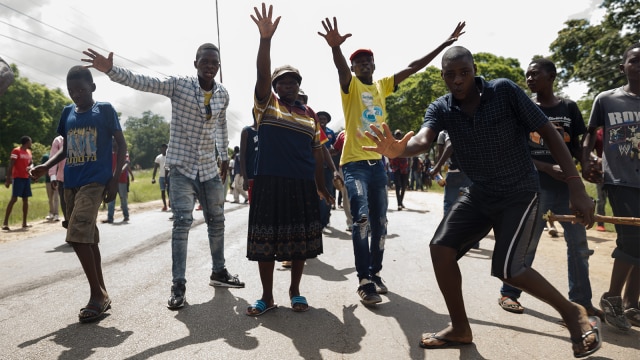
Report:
429,168,446,187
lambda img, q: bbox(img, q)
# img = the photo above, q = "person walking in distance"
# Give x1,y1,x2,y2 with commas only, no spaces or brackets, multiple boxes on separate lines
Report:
41,151,60,222
318,15,465,304
389,130,410,211
103,142,133,223
2,136,33,230
240,110,259,204
231,146,248,204
83,40,244,311
152,144,169,211
49,135,68,228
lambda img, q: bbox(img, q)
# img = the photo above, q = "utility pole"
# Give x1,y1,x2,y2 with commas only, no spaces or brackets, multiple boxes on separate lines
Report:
215,0,223,83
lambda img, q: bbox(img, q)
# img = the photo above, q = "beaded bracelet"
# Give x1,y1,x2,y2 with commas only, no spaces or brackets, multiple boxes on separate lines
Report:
565,175,581,181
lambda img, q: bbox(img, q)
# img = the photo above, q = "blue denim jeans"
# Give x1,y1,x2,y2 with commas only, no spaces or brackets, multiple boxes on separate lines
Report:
342,160,388,281
106,182,129,220
443,170,472,216
500,181,595,308
169,168,226,285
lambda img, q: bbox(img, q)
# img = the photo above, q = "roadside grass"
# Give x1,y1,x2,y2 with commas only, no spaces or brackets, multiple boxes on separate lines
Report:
1,169,160,227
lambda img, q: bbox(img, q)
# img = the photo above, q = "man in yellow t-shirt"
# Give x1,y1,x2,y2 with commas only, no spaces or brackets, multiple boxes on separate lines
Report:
319,17,466,305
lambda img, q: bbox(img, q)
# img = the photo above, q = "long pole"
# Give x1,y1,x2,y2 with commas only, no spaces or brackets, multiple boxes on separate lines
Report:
215,0,223,83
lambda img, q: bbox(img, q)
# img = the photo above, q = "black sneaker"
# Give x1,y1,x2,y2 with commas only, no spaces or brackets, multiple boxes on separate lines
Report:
210,269,245,288
167,283,186,310
357,282,382,305
600,295,631,331
371,275,388,294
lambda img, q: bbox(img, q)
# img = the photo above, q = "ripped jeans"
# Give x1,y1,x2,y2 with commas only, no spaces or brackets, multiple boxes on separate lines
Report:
169,168,226,285
342,160,388,281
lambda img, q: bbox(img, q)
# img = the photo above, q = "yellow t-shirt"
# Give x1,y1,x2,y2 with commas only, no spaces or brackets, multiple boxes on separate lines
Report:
340,75,395,166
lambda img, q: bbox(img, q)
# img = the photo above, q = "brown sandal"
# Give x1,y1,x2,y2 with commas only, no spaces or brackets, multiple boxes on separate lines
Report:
499,296,524,314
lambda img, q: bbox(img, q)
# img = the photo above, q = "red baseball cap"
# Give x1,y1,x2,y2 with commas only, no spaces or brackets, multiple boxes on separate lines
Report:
349,49,374,62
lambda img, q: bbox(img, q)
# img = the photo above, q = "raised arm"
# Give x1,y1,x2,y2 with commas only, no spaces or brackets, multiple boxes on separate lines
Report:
81,49,114,73
394,21,466,86
318,17,353,93
251,3,281,102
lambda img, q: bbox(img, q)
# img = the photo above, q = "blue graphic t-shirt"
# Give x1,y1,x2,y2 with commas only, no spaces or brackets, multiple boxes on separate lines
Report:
57,102,122,188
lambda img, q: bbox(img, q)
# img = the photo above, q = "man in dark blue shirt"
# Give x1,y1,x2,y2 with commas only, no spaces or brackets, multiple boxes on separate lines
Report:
363,46,601,358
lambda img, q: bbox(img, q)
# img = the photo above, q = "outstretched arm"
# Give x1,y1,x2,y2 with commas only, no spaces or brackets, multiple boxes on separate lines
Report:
82,49,114,73
251,3,281,102
394,21,466,86
363,123,436,159
318,17,352,93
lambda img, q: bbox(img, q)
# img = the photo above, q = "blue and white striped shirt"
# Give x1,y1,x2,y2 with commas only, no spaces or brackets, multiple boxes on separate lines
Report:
107,66,229,182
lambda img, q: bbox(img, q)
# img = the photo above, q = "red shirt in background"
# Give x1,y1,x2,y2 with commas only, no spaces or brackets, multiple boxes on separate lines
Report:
10,147,32,179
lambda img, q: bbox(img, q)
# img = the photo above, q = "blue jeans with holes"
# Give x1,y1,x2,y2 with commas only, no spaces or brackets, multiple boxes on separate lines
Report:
342,160,388,281
500,179,595,309
169,168,226,285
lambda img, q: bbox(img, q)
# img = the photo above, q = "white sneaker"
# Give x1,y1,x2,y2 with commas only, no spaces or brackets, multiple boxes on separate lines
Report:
53,214,60,221
45,213,53,221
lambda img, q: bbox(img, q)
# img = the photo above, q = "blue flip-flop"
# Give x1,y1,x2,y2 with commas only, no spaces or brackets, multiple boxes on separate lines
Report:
290,295,309,312
246,299,277,316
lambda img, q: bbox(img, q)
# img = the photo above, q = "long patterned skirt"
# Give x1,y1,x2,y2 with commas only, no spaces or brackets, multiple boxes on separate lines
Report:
246,175,323,262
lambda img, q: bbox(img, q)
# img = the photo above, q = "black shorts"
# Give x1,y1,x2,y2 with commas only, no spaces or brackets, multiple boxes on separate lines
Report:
431,187,539,279
605,185,640,265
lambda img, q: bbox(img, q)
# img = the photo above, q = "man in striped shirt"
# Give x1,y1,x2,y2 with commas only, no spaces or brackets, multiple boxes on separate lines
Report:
83,43,244,311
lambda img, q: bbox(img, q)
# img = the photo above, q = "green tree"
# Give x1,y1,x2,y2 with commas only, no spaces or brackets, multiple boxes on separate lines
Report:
0,65,69,166
123,111,170,169
474,52,525,88
549,0,639,97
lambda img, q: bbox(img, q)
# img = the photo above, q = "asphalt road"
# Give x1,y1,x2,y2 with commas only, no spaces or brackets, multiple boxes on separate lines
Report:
0,190,638,360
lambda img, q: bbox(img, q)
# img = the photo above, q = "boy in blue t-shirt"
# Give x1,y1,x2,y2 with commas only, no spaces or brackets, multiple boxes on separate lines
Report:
31,66,127,323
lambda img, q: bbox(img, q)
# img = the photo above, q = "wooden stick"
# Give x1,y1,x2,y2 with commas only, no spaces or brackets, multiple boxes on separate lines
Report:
543,210,640,226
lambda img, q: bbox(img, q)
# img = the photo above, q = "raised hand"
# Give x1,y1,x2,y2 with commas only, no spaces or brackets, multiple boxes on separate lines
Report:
318,17,352,48
443,21,466,46
81,48,114,73
362,123,414,159
250,3,281,40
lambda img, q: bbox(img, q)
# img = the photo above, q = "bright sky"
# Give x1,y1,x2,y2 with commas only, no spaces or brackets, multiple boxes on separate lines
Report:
1,0,604,147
